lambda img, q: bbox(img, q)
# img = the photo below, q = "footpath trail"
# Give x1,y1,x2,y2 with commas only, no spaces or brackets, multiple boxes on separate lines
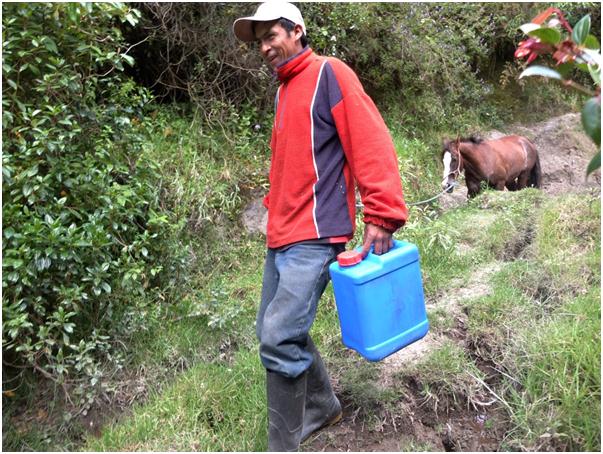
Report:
301,113,600,452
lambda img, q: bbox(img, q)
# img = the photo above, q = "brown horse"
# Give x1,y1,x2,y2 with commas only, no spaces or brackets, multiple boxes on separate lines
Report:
441,135,542,198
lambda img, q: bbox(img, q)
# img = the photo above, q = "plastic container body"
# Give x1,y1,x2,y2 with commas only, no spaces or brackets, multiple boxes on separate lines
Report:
329,240,429,361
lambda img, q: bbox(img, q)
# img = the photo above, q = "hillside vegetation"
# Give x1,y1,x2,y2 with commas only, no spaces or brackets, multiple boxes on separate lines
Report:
2,2,600,452
80,188,600,452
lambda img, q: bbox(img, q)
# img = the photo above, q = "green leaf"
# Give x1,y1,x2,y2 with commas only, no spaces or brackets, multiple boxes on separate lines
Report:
528,28,561,45
519,65,563,80
121,54,135,66
125,12,138,26
42,37,58,54
581,97,601,147
101,282,111,293
584,34,600,50
572,15,590,45
586,151,601,175
3,258,24,268
35,257,51,270
25,165,39,177
589,64,601,86
67,4,78,22
556,63,575,79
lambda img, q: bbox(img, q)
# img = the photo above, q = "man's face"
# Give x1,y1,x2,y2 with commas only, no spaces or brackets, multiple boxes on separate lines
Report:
254,20,303,69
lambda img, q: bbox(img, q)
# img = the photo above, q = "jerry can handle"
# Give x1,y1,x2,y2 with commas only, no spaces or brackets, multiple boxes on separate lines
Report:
337,240,401,267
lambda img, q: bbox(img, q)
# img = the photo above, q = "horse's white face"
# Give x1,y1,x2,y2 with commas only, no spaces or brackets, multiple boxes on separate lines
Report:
441,151,455,192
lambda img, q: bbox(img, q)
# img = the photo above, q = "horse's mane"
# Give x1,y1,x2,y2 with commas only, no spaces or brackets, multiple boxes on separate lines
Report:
460,135,484,144
442,135,484,154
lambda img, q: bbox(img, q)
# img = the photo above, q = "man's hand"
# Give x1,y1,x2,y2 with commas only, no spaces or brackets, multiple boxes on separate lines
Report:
361,223,393,258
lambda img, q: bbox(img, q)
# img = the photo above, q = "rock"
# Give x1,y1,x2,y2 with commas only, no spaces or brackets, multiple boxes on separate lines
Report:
242,197,267,235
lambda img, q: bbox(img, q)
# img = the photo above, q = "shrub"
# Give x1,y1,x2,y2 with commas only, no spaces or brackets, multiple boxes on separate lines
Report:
2,3,185,389
515,7,601,173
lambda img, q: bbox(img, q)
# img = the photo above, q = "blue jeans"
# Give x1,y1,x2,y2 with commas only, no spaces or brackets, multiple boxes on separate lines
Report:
256,243,343,378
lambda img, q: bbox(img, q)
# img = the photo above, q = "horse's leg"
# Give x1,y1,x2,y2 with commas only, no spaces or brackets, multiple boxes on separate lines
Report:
467,180,481,198
506,178,518,191
516,171,530,189
494,180,506,191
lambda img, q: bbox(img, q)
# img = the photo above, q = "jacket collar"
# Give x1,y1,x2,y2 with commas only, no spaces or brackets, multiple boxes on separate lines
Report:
276,46,314,83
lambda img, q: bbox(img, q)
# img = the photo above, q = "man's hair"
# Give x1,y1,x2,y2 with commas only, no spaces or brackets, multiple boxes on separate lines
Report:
278,18,308,47
252,18,308,47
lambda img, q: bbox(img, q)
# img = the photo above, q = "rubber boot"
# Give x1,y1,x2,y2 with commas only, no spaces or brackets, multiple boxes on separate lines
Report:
300,337,342,443
266,370,307,452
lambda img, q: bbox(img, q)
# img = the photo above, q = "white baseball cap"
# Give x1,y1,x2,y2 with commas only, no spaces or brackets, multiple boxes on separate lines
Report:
233,1,306,42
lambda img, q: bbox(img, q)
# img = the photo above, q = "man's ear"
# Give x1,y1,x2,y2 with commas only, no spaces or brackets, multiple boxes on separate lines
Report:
293,23,304,41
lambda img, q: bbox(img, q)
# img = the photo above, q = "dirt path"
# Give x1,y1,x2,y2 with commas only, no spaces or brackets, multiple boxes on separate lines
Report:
301,113,600,452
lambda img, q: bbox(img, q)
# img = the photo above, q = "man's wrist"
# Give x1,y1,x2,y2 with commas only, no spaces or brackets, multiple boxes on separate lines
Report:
363,216,397,233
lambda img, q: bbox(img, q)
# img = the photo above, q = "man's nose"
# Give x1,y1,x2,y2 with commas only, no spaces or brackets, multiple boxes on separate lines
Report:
260,41,271,56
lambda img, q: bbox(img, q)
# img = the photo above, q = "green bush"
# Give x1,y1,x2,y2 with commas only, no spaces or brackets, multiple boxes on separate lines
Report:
303,3,490,128
302,2,590,134
123,3,598,138
2,3,185,387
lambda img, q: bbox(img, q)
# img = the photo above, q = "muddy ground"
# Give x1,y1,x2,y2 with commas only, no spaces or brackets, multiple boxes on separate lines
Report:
298,112,600,452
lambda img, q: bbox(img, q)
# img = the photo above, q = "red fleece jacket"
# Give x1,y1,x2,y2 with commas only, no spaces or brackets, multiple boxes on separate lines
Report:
264,47,408,249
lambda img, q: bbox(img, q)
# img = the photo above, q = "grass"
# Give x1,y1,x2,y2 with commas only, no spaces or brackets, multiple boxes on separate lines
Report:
455,193,599,451
5,105,599,452
499,195,601,451
387,190,599,451
120,233,267,372
86,349,267,452
408,340,486,414
337,359,393,414
86,191,600,451
79,189,599,452
505,289,601,451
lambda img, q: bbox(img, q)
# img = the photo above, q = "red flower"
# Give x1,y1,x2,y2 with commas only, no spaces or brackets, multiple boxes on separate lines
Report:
514,38,553,64
552,40,580,65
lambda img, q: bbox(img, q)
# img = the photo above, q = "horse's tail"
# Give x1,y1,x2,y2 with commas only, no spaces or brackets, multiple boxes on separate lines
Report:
529,149,542,188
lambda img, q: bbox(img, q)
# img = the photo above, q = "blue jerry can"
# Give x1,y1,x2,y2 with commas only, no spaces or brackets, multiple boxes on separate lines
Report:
329,239,429,361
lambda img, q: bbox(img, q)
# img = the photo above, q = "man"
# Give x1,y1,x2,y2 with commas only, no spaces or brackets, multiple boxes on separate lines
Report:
233,1,408,451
